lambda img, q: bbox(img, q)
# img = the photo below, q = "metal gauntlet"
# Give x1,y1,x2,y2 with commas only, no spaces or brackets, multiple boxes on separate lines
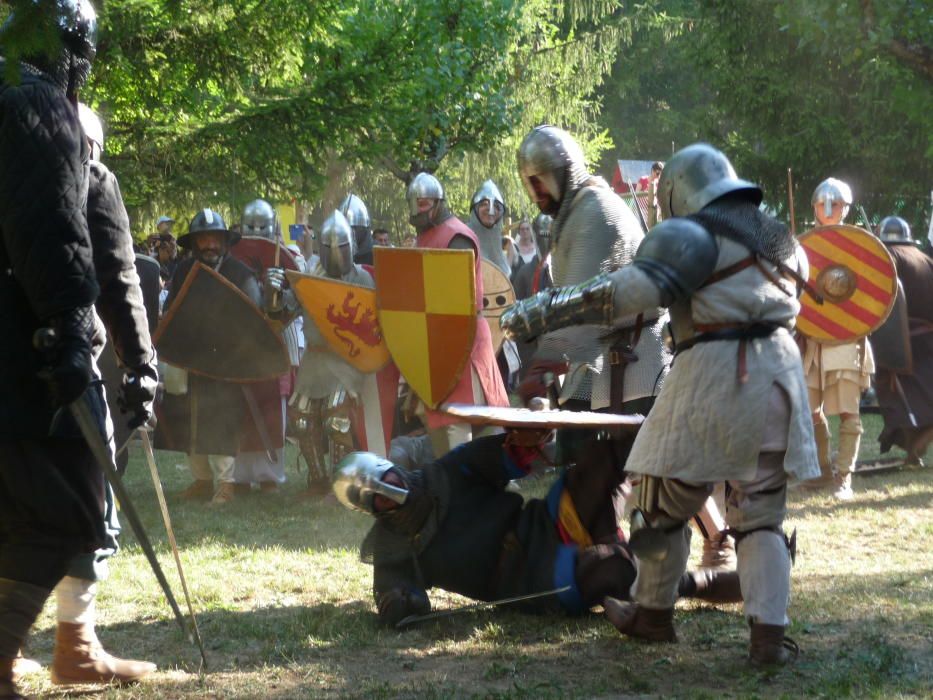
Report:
500,273,615,342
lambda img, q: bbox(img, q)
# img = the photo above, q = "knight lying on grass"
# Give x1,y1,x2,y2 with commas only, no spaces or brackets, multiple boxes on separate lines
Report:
333,432,739,627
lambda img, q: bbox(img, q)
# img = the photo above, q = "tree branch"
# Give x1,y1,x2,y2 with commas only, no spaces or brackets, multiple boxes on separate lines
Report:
860,0,932,82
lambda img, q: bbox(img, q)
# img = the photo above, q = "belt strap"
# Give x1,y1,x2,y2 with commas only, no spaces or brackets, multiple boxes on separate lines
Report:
675,323,782,384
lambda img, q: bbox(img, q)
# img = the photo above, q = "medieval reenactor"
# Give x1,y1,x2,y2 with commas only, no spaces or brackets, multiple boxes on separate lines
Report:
405,172,510,456
0,3,122,697
158,209,266,505
333,432,738,627
18,103,162,687
512,214,552,381
233,198,302,493
339,193,374,266
873,216,933,465
799,178,875,499
290,210,376,492
467,180,511,276
502,143,819,665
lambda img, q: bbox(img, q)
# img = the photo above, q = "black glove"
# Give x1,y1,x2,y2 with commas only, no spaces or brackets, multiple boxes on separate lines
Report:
118,361,159,430
376,587,431,628
40,306,96,406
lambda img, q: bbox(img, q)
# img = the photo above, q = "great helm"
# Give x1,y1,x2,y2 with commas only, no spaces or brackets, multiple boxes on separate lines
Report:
877,216,912,244
339,194,372,229
533,213,553,258
77,102,103,160
319,209,355,278
333,452,409,515
471,179,505,220
58,0,99,61
811,177,853,221
516,125,588,209
241,199,278,240
406,172,444,217
178,208,239,249
656,143,761,219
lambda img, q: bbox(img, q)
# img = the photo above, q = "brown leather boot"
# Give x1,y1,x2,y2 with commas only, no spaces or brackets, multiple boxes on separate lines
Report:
258,480,279,494
699,534,736,571
179,479,214,501
749,623,798,666
50,622,155,686
208,481,236,506
603,598,677,642
1,657,25,700
683,570,743,604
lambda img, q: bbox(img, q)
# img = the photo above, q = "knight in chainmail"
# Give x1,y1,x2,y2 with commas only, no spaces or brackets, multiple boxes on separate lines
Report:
331,434,734,627
289,210,374,492
466,180,512,276
233,198,302,492
501,143,819,666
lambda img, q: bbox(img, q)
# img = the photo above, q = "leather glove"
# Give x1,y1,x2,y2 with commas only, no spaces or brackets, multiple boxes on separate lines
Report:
39,306,96,407
376,587,431,628
516,359,569,405
264,267,287,314
118,361,159,430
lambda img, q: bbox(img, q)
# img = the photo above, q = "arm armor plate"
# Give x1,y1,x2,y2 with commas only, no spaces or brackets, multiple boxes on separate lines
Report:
631,218,718,307
499,273,615,343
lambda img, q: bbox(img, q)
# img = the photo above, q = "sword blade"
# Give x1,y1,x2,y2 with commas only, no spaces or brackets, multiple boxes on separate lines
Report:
241,385,278,463
395,586,571,629
67,394,189,637
141,430,209,670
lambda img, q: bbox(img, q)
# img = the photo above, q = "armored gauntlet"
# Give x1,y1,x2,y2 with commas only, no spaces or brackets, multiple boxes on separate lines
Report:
499,273,615,342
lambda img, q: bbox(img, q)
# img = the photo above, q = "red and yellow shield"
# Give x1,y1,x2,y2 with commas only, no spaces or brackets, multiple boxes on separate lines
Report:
798,224,897,344
286,271,389,372
374,247,476,409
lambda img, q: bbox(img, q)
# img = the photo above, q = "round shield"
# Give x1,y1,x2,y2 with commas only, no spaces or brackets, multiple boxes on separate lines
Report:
481,259,516,353
797,224,896,345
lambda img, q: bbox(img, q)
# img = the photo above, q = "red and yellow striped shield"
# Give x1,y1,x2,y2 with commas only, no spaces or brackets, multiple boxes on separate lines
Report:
374,247,476,409
797,224,896,345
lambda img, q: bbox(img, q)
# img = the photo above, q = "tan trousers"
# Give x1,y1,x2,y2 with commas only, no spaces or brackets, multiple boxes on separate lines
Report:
631,452,790,626
188,454,236,484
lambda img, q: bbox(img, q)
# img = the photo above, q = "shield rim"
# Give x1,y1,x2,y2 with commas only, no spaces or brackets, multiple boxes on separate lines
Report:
230,235,299,272
441,402,645,429
374,247,477,409
285,270,391,373
797,224,897,346
154,262,289,382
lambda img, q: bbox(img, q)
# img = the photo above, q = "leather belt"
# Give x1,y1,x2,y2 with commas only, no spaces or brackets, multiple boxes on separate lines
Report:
675,322,783,384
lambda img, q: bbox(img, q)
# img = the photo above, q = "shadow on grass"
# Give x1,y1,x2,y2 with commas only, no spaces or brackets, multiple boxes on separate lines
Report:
788,482,932,519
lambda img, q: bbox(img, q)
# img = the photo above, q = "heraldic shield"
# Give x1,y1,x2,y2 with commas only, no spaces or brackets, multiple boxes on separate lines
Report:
797,224,897,345
481,258,515,354
231,235,299,274
154,262,289,381
374,247,476,409
286,271,390,372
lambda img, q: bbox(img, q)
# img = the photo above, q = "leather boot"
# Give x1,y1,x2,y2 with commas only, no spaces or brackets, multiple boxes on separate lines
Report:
50,621,155,686
179,479,213,501
802,418,834,489
699,534,736,571
208,481,235,506
258,480,279,494
0,578,51,700
1,657,24,700
603,598,677,643
749,623,798,666
680,569,743,604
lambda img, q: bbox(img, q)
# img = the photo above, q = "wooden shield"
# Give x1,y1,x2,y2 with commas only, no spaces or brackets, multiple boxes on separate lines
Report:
442,403,644,430
230,236,298,274
374,247,476,409
154,262,289,382
869,278,913,373
797,225,897,345
286,271,390,373
481,259,515,353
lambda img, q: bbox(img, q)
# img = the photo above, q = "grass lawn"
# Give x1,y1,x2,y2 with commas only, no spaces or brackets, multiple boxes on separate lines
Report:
16,413,932,699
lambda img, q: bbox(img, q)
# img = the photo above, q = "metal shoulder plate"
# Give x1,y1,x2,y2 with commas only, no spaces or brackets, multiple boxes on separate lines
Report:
632,218,718,305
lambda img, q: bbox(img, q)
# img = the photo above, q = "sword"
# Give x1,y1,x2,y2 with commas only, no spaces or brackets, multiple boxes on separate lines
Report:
857,204,873,231
140,430,209,669
892,374,918,428
395,586,571,629
240,384,278,463
33,330,190,639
